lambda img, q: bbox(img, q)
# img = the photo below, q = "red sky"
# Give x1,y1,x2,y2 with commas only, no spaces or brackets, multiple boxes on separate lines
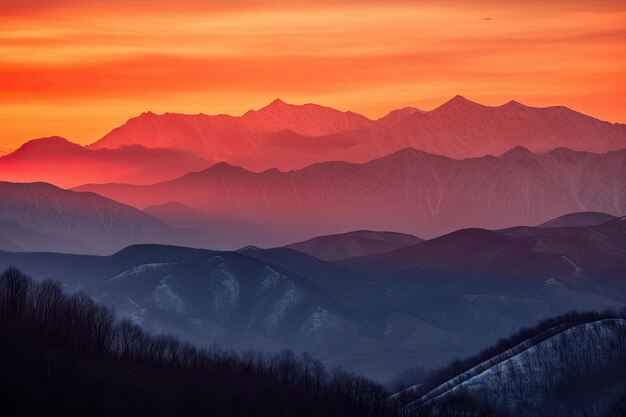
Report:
0,0,625,151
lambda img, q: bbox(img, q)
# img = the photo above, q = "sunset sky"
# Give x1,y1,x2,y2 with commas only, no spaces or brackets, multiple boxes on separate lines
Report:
0,0,624,151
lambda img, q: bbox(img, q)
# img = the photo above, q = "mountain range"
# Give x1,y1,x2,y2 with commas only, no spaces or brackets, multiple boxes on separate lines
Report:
2,97,625,187
89,96,626,169
0,211,623,381
1,95,625,392
0,182,273,254
0,136,211,188
74,146,626,241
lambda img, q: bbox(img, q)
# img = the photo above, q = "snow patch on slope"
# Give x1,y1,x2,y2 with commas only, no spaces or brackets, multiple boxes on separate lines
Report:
206,256,240,317
153,274,185,313
253,266,303,333
297,307,359,351
117,296,148,324
107,263,169,282
403,319,626,415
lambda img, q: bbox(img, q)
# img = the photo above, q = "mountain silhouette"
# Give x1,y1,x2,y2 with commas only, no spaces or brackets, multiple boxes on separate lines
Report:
3,97,625,185
74,147,626,241
83,97,626,171
0,136,210,188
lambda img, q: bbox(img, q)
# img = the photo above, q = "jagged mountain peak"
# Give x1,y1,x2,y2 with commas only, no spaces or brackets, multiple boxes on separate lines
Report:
502,99,523,107
240,98,372,137
431,95,482,112
374,147,453,164
246,98,332,116
502,145,533,155
377,107,423,127
181,161,248,180
266,97,288,107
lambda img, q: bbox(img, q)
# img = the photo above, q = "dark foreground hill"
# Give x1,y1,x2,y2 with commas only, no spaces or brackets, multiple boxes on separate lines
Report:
1,268,624,417
0,267,496,417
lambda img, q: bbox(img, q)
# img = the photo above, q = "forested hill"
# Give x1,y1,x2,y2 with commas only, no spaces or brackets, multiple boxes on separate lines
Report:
0,267,495,417
2,266,624,417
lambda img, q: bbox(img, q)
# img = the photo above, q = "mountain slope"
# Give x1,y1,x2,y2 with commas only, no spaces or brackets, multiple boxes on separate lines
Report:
0,218,87,254
538,211,617,228
344,214,626,277
341,213,626,309
367,96,626,159
239,99,373,136
285,230,422,261
0,182,287,253
74,147,626,241
396,315,626,417
0,136,211,188
0,182,185,254
143,202,273,249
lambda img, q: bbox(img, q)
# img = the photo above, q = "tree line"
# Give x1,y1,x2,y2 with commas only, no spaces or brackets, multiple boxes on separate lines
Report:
0,267,498,417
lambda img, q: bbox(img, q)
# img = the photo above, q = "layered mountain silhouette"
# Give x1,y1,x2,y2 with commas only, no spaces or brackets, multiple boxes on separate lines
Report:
86,97,626,171
1,93,624,414
93,99,372,150
74,147,626,240
342,212,626,283
0,182,278,254
0,181,182,254
0,136,211,188
0,211,623,381
2,97,625,187
87,100,374,171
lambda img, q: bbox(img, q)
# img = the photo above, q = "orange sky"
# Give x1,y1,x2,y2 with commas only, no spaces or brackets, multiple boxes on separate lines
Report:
0,0,625,151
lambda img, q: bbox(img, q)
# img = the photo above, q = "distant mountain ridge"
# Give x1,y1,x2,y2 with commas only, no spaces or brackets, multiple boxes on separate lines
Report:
286,230,423,261
537,211,617,228
93,99,373,151
0,182,278,254
342,212,626,283
86,96,626,171
3,97,624,188
0,181,178,254
74,146,626,240
0,136,211,188
87,99,375,171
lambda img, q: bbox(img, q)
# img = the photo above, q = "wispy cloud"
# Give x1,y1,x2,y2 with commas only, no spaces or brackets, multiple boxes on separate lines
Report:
0,1,624,147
